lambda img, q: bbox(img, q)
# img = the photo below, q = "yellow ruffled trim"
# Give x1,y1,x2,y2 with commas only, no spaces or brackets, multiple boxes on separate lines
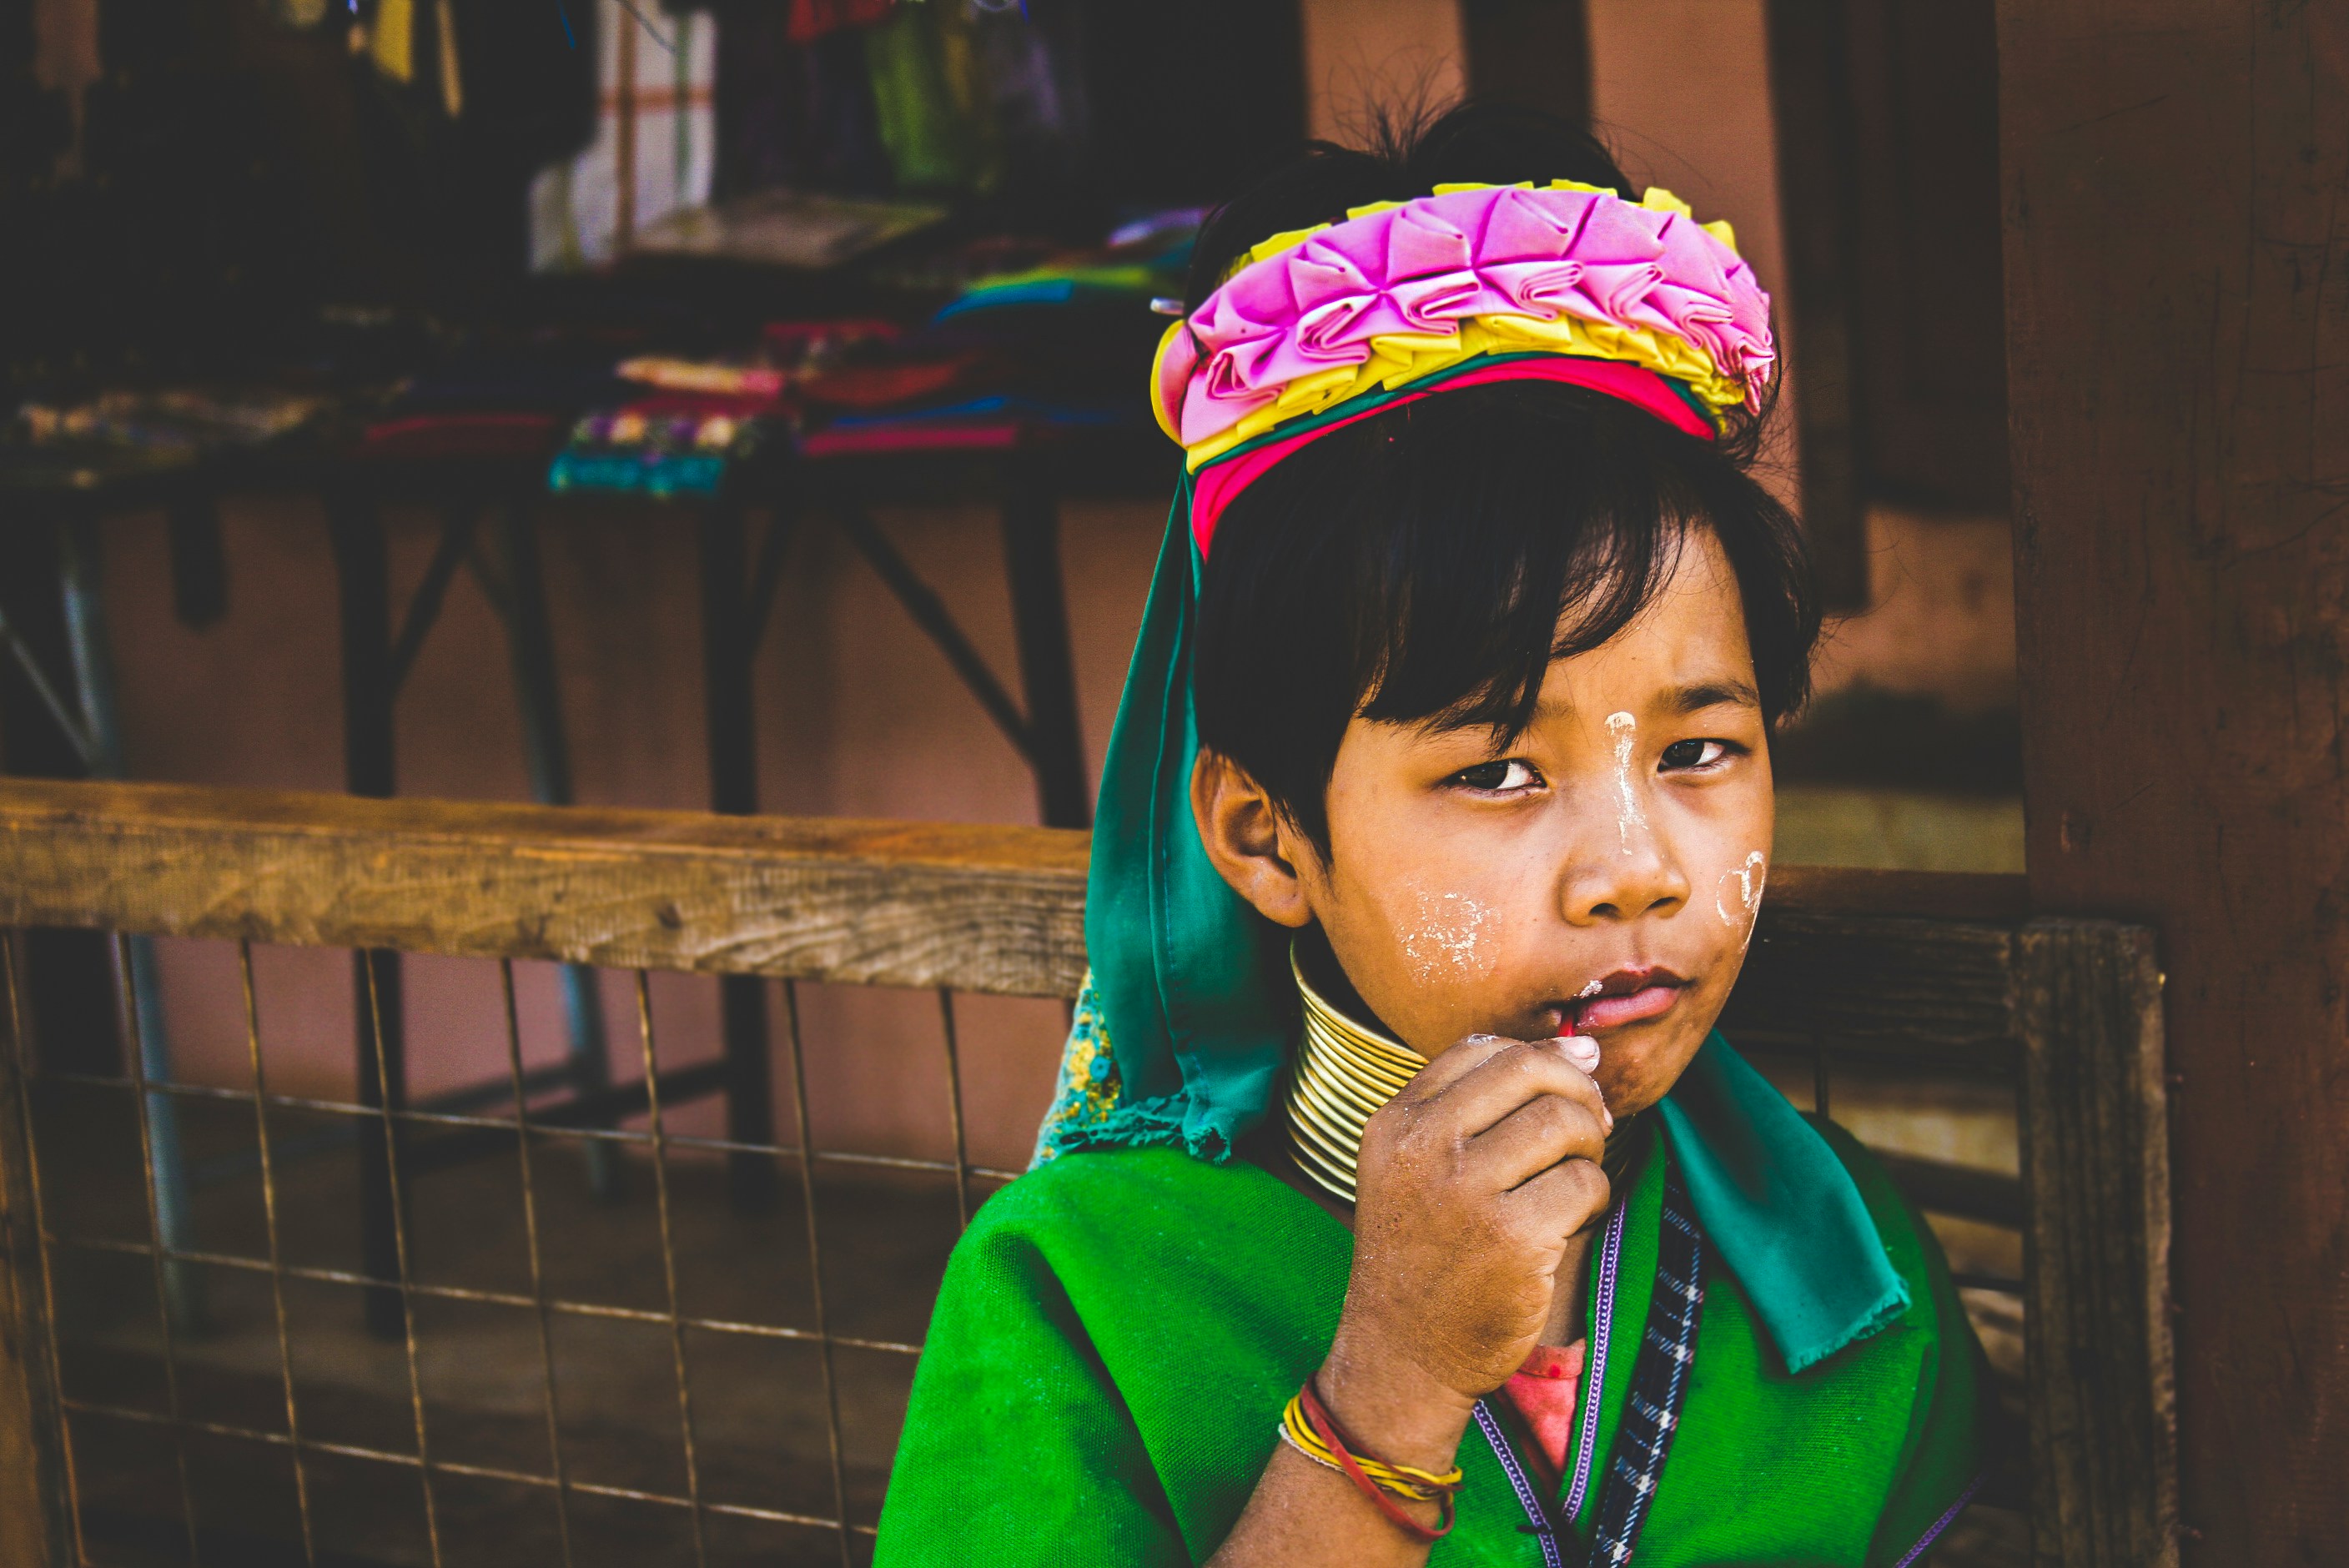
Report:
1182,309,1738,471
1149,319,1190,445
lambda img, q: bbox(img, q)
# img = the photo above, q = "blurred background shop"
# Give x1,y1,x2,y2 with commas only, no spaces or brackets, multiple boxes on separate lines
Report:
4,0,2023,1133
0,4,2030,1562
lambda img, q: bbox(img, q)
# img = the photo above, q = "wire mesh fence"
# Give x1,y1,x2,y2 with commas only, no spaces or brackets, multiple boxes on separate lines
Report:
2,928,1049,1568
0,781,2174,1568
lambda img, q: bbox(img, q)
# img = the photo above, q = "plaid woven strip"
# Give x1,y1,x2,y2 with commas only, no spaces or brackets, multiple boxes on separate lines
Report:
1586,1169,1704,1566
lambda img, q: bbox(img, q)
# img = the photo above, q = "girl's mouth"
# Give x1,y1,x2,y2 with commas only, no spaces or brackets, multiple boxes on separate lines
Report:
1572,967,1688,1032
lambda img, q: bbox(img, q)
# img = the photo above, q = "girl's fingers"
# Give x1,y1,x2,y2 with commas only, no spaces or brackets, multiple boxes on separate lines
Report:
1391,1030,1526,1103
1500,1155,1613,1243
1415,1036,1611,1141
1463,1090,1610,1193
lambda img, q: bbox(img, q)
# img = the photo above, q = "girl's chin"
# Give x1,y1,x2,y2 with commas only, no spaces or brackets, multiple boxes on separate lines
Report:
1590,1028,1709,1108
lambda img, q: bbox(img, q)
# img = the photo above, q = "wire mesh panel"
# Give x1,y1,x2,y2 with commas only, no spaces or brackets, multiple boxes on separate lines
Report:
1,931,1039,1568
0,783,2174,1568
3,927,2043,1566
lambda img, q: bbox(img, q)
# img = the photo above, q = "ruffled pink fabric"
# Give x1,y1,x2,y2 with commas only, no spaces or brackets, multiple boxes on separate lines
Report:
1156,185,1775,449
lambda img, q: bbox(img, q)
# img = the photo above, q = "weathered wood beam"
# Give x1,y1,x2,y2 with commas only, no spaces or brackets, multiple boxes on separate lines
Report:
0,781,2028,1033
0,780,1091,1000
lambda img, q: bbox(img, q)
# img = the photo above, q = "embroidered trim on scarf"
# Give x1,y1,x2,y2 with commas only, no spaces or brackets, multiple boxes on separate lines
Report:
1892,1471,1987,1568
1480,1171,1703,1567
1586,1174,1704,1565
1473,1400,1567,1568
1567,1200,1627,1520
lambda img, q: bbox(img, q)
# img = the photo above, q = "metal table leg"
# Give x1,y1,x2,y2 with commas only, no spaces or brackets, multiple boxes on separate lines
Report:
999,453,1090,829
327,496,409,1339
696,504,777,1211
495,505,618,1200
54,513,207,1331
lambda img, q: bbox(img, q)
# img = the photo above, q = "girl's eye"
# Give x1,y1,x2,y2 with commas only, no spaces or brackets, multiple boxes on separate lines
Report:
1660,738,1730,771
1451,759,1542,792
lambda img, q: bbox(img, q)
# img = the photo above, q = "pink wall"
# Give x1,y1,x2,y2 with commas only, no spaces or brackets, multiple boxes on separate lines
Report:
100,492,1161,1171
1300,0,1468,142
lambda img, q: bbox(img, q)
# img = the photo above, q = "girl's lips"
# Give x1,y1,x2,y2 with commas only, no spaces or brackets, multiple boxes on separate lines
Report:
1577,983,1684,1032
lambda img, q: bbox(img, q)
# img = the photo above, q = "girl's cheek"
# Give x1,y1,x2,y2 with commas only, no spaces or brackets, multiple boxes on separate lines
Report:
1395,884,1501,987
1713,851,1768,952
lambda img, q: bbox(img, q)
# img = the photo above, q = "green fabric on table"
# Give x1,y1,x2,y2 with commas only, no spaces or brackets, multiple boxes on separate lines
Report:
874,1123,1985,1566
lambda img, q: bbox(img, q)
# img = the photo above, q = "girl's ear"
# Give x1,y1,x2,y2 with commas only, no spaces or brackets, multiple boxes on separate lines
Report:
1190,749,1316,928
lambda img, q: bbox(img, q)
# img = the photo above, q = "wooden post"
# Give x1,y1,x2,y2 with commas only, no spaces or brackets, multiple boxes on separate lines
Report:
998,450,1091,831
1998,6,2349,1562
2015,920,2174,1566
696,506,777,1211
0,948,69,1567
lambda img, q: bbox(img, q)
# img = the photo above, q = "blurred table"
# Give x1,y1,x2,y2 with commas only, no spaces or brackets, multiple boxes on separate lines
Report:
2,320,1165,1332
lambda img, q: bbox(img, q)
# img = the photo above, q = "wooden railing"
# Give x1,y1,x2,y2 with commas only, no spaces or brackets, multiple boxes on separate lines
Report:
0,780,2173,1568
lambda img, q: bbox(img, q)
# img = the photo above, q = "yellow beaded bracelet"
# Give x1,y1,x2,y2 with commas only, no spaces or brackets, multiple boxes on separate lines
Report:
1278,1383,1463,1543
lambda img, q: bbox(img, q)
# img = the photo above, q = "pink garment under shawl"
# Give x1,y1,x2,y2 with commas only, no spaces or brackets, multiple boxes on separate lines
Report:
1501,1339,1590,1481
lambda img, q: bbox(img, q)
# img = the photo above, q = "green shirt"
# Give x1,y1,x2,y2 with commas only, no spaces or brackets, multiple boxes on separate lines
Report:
876,1123,1986,1565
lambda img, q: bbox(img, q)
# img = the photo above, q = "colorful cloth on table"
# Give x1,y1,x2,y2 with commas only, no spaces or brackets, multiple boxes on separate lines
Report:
874,1122,1987,1565
546,393,776,497
789,0,893,45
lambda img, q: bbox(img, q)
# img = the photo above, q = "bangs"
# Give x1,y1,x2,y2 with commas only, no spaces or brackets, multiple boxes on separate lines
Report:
1193,380,1815,852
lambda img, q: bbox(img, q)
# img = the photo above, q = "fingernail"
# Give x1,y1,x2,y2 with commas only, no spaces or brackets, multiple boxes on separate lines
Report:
1551,1033,1601,1073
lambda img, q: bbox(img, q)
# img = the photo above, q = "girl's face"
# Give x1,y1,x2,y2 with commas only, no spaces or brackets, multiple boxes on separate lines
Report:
1291,529,1773,1120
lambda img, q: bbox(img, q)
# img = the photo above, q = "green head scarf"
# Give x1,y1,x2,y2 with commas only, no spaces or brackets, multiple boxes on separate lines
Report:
1034,361,1909,1376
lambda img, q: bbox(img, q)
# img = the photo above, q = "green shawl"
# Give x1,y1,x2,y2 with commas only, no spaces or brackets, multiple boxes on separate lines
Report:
875,1122,1987,1565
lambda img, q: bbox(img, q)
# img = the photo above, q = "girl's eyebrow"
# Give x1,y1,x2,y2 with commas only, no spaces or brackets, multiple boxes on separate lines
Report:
1665,679,1763,715
1524,679,1763,726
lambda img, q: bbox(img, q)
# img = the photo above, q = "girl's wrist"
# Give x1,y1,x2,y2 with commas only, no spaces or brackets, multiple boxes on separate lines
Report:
1314,1329,1476,1475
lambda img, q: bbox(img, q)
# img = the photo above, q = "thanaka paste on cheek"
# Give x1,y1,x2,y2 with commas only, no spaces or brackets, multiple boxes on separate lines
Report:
1606,711,1645,854
1399,887,1497,985
1715,851,1768,951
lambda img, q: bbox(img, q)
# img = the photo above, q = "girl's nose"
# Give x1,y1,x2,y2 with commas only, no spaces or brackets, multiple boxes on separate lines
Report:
1561,807,1689,924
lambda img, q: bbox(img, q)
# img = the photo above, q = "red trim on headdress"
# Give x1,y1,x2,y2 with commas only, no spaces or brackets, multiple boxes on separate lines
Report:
1190,357,1713,559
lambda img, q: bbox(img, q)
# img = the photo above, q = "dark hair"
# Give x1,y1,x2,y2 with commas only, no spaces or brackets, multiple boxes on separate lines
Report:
1188,103,1818,853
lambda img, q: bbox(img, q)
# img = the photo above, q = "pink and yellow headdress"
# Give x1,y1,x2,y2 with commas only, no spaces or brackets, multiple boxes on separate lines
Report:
1151,181,1777,551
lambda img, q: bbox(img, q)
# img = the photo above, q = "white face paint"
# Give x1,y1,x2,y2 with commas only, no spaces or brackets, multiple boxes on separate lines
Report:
1714,851,1768,951
1606,711,1645,855
1398,888,1496,985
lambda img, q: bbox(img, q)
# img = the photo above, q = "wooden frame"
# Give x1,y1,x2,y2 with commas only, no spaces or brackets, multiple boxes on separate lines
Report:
0,779,2169,1565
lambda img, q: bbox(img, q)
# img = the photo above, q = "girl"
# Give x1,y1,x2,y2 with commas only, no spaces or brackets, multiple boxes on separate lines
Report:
876,105,1989,1566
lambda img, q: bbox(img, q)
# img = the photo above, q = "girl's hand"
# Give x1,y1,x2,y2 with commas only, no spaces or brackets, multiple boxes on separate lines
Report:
1315,1033,1614,1468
